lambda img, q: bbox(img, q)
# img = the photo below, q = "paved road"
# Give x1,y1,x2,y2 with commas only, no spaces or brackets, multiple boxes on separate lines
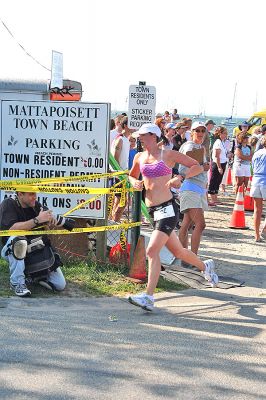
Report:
0,281,265,400
1,199,265,399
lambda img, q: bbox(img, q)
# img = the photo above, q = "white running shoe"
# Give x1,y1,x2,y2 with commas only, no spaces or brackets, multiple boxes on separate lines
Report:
203,259,219,287
128,293,154,311
10,283,31,297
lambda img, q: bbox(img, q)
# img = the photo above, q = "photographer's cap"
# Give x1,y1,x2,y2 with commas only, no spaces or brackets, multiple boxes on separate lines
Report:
132,123,161,138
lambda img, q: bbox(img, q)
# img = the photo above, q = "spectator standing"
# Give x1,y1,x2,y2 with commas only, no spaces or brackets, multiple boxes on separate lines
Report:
208,126,229,205
182,118,192,141
128,135,137,170
220,136,233,195
110,116,132,221
110,114,123,145
173,122,188,151
255,125,266,152
232,132,252,193
171,108,180,122
178,122,210,255
163,111,171,123
250,136,266,242
202,119,216,162
158,123,176,150
155,117,167,135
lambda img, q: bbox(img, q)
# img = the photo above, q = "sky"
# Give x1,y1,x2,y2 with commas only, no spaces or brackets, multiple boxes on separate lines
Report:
1,0,266,117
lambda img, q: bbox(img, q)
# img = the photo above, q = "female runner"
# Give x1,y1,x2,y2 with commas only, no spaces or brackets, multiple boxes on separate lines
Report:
128,123,218,311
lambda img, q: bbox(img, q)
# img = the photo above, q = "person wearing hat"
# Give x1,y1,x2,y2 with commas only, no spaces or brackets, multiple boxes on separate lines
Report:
232,121,251,138
158,122,176,150
178,121,210,255
127,123,218,312
238,121,251,132
172,122,188,151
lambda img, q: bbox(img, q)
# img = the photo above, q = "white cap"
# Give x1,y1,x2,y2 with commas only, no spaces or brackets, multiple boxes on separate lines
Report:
132,123,161,138
165,122,177,130
191,121,206,130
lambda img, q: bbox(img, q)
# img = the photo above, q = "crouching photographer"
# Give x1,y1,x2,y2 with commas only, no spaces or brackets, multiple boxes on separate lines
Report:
0,191,75,297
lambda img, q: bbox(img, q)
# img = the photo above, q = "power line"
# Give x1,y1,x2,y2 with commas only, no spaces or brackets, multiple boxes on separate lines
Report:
0,17,51,72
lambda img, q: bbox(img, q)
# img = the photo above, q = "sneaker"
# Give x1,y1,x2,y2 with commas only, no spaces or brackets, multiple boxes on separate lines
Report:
203,259,219,287
261,230,266,240
11,283,31,297
128,293,154,311
38,280,56,291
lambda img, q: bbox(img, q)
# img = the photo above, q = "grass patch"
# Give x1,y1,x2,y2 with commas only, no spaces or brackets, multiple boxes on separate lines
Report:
0,258,185,298
0,259,12,296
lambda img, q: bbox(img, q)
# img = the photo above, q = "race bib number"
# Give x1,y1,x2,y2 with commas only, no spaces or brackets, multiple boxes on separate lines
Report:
154,204,175,221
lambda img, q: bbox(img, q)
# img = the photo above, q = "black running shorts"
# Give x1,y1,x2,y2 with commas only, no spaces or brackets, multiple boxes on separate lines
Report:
148,198,179,236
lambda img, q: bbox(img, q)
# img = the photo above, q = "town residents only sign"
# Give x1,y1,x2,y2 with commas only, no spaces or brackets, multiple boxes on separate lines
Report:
128,84,156,129
0,100,110,218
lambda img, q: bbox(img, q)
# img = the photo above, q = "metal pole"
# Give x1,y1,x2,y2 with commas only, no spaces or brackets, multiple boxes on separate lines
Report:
130,136,142,262
129,80,145,262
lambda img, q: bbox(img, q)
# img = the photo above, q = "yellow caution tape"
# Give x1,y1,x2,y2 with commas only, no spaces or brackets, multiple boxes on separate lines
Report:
63,193,103,217
119,230,127,251
107,193,114,219
119,180,127,207
0,170,128,187
0,184,135,195
0,221,141,237
62,178,125,217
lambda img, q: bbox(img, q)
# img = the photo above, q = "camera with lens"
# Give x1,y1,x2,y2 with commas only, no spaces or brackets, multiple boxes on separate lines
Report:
53,215,75,231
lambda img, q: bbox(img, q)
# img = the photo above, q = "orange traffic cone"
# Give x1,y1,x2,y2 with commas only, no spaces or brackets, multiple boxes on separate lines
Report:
128,235,147,282
244,176,254,211
229,185,248,229
226,167,232,185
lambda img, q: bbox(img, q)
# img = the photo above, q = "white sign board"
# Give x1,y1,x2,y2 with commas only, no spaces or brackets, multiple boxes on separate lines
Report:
50,50,63,89
128,84,156,129
0,100,110,219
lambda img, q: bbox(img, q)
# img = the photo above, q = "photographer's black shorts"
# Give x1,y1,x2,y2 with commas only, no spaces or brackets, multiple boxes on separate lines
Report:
148,198,179,236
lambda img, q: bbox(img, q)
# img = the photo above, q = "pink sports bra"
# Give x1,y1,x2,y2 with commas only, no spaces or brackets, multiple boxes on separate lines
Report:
140,151,172,178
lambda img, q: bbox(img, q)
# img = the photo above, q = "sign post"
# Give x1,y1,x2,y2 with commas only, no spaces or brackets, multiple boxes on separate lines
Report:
128,83,156,130
128,82,156,263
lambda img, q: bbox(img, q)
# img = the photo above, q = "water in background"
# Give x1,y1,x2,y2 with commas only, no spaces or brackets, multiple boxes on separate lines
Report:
111,110,247,136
